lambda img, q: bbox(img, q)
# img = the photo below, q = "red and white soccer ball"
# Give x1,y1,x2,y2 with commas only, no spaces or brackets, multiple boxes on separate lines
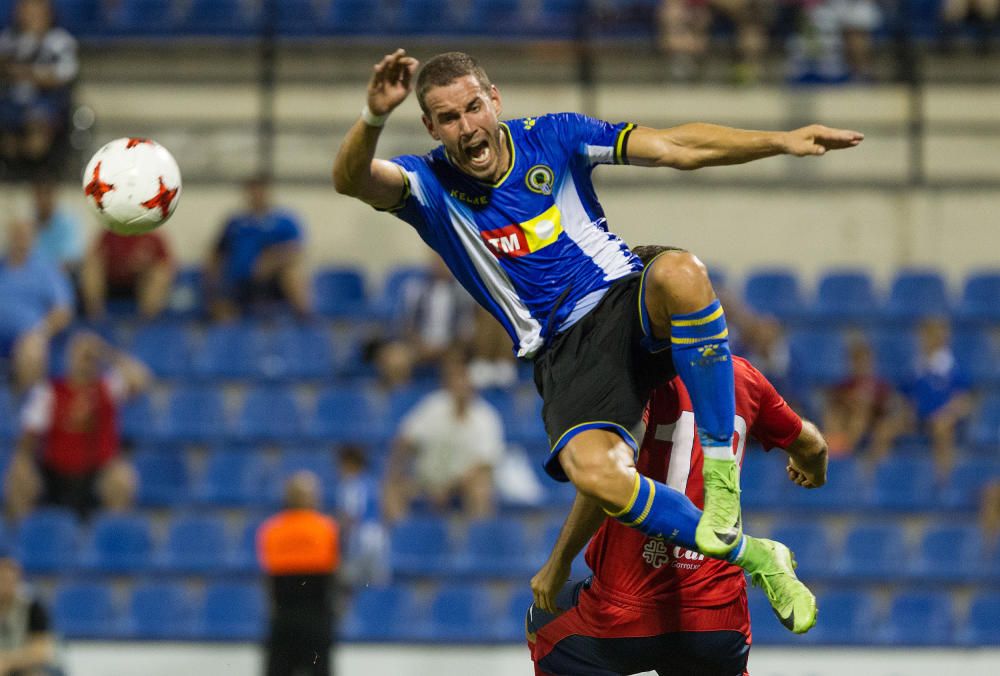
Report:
82,137,182,235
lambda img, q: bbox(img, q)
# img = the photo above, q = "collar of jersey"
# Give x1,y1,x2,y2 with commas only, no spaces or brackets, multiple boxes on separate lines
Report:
444,122,516,189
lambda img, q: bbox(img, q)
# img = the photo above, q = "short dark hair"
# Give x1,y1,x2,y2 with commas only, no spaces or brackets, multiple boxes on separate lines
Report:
416,52,492,116
631,244,688,267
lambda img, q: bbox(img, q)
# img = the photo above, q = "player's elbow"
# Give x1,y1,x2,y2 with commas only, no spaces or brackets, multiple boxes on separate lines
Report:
332,168,357,197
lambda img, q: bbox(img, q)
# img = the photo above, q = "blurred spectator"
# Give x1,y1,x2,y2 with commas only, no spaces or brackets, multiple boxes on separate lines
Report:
0,218,72,392
257,471,339,676
79,229,174,321
3,331,148,520
397,254,474,365
905,318,972,477
335,445,389,587
371,339,416,393
740,316,791,390
29,178,82,275
657,0,769,82
0,0,78,176
0,552,60,676
941,0,998,51
382,353,504,524
205,176,311,321
823,337,910,459
982,480,1000,546
786,0,882,83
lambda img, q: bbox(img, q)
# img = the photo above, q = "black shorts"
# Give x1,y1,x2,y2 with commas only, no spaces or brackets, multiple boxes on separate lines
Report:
533,274,676,481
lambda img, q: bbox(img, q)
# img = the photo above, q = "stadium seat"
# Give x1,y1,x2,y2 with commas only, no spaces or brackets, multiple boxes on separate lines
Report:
397,0,459,35
968,392,1000,451
193,324,261,380
81,513,155,574
458,518,537,578
235,386,305,443
507,394,548,447
160,386,227,443
52,0,105,36
323,0,384,34
271,325,335,379
275,0,320,35
743,268,804,319
15,508,80,573
958,592,1000,645
181,0,258,36
747,594,796,645
269,449,338,506
886,269,949,320
159,514,229,574
951,327,998,387
105,0,179,37
200,582,266,640
768,522,834,580
867,327,918,385
0,388,18,440
228,515,267,574
374,265,427,321
940,458,1000,510
53,582,120,639
788,329,848,386
533,0,589,38
133,450,190,507
390,516,451,577
313,267,369,320
166,267,205,319
424,584,495,641
813,270,878,321
739,453,788,509
126,582,195,639
386,382,436,425
957,270,1000,322
878,592,955,645
466,0,523,33
807,589,876,645
119,393,158,443
871,456,937,510
341,585,417,641
836,524,906,581
130,322,192,379
195,448,267,507
309,385,386,445
908,524,982,583
785,457,871,511
497,588,535,642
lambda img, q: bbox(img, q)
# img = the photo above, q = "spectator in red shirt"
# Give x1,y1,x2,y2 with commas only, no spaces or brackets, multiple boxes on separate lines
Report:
3,331,149,520
79,230,175,321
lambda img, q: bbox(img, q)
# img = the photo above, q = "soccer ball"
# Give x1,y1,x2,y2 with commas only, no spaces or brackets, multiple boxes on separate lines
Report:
82,137,182,235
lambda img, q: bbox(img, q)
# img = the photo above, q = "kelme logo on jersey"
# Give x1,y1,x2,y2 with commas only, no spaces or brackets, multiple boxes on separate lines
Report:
481,204,563,258
525,164,554,195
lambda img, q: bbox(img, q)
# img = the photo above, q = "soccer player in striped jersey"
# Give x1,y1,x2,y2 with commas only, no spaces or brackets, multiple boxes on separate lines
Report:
527,262,828,672
333,49,857,607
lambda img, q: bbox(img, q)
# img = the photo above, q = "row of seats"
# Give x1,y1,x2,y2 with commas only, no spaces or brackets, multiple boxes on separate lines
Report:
52,578,1000,644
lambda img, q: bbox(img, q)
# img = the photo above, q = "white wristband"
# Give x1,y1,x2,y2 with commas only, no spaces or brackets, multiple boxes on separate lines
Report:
361,105,388,128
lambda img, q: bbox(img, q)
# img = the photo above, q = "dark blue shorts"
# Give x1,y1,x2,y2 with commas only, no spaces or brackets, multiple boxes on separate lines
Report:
527,579,750,676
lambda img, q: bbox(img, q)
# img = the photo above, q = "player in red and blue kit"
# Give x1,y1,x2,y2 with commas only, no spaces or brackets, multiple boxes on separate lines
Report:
526,295,829,675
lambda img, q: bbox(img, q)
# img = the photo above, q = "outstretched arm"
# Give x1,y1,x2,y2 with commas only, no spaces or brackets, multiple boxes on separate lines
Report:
531,491,606,613
332,48,418,209
625,123,864,170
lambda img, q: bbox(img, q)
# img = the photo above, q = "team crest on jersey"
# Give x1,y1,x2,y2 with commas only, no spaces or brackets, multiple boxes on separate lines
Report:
481,204,563,258
525,164,555,195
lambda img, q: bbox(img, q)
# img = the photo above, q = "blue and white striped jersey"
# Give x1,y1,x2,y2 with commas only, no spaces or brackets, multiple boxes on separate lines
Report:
388,112,643,358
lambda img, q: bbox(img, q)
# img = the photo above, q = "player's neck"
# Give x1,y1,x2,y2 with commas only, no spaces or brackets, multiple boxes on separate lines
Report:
490,126,511,184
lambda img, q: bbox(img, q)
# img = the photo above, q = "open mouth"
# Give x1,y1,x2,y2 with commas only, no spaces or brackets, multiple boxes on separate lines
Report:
464,139,491,168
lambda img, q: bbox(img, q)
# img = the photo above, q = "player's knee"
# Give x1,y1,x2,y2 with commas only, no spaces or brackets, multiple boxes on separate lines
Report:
646,251,713,307
559,440,631,503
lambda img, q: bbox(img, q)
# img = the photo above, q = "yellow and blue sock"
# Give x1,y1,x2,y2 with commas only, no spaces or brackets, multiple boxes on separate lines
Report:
608,474,746,562
668,299,735,457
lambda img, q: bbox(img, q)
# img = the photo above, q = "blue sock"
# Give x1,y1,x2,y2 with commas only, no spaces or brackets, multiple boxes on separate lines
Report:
669,299,735,456
609,474,746,561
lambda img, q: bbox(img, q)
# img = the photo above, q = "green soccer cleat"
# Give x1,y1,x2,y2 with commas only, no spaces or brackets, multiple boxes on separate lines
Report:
742,537,818,634
695,456,743,556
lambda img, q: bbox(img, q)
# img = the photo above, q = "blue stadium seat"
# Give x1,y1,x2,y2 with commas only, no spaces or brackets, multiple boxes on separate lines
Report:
398,0,459,35
52,0,104,36
807,589,876,644
909,524,982,583
951,327,998,387
181,0,258,36
390,516,451,577
105,0,179,37
886,269,949,320
739,454,788,509
159,514,229,574
743,269,803,319
459,518,537,578
228,515,267,574
342,585,417,641
836,524,906,581
768,522,834,580
127,582,195,639
195,448,267,507
53,582,120,639
160,386,227,443
508,394,548,447
130,323,192,379
81,514,155,574
0,388,18,440
374,265,427,321
498,588,535,642
878,592,955,645
133,450,190,507
940,458,1000,510
958,592,1000,645
968,393,1000,451
424,584,494,641
200,582,266,640
269,449,338,506
193,324,261,380
119,393,158,443
387,383,436,425
466,0,523,33
323,0,384,34
813,270,878,321
871,456,937,510
957,271,1000,322
235,386,305,442
165,267,205,319
867,327,918,385
276,0,320,35
313,267,369,320
15,508,79,574
533,0,588,38
747,594,796,645
271,325,335,379
309,386,386,445
785,457,871,511
788,329,848,386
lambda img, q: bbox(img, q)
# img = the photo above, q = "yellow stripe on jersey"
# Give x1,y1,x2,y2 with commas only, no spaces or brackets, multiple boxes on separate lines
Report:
521,204,563,252
615,123,636,165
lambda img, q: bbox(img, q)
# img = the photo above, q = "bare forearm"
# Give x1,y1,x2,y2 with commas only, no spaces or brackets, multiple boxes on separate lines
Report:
41,307,71,337
548,491,606,567
333,119,384,196
662,123,787,169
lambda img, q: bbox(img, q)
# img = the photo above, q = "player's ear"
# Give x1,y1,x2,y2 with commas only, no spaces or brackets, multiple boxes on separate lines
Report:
421,114,440,141
489,84,502,117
